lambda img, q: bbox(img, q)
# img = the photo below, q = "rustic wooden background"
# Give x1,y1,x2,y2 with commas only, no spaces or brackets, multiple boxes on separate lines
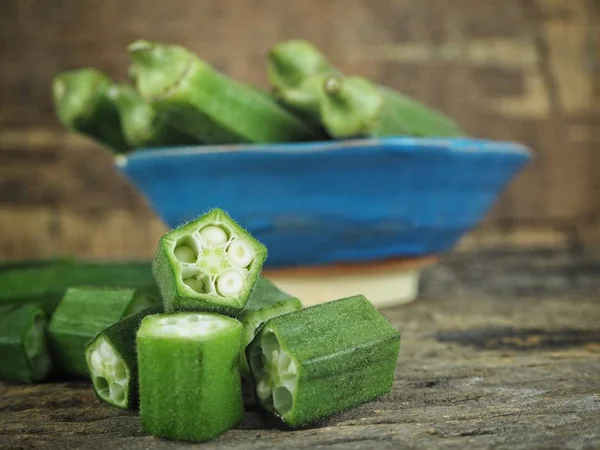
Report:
0,0,598,260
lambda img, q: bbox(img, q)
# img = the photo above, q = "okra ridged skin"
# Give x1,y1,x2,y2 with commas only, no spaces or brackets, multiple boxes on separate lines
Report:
248,295,401,427
152,208,267,316
108,84,198,149
238,277,302,375
0,304,52,383
137,313,244,441
85,306,162,409
48,287,160,377
129,40,321,144
0,261,157,315
52,68,130,153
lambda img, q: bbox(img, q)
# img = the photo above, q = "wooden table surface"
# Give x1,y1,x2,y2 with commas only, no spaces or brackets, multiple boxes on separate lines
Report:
1,250,599,450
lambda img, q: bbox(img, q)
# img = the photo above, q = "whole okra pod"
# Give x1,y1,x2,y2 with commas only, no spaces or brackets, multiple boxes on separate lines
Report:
128,40,323,144
107,84,198,149
247,295,401,427
52,68,130,152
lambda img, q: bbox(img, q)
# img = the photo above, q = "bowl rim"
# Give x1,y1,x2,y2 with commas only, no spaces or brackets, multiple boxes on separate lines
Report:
116,136,532,166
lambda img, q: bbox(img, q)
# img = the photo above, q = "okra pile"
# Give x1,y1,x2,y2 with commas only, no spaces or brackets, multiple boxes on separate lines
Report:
0,209,401,442
52,39,464,153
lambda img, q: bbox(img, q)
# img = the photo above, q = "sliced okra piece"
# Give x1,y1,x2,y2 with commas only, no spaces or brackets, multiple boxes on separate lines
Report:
52,68,130,153
0,261,157,315
128,40,322,144
107,84,198,149
238,277,302,376
137,312,243,441
48,286,160,377
85,306,161,409
248,295,401,427
153,208,267,315
0,304,52,383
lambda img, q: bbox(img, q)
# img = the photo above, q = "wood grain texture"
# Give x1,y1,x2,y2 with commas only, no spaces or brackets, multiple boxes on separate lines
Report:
0,0,598,260
1,251,599,449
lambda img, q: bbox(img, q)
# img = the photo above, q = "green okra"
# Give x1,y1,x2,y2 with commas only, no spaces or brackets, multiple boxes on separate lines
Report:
0,304,52,383
52,68,130,152
107,84,198,149
152,208,267,315
238,277,302,375
85,306,162,409
247,295,401,427
128,40,323,144
48,286,160,377
0,260,157,315
268,39,465,138
137,312,243,441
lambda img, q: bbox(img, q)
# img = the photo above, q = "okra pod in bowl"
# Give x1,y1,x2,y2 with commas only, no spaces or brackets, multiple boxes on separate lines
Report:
118,137,530,306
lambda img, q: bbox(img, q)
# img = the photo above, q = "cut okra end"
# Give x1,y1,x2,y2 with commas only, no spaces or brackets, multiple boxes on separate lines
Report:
154,209,267,314
139,313,235,339
86,337,129,408
249,329,298,419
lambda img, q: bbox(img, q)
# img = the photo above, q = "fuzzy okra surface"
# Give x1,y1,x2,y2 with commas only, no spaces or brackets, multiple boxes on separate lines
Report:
152,208,267,315
0,304,52,383
137,312,243,441
248,295,401,427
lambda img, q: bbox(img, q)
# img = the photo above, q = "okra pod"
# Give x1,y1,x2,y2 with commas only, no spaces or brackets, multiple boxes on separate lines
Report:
137,312,243,441
153,208,267,315
107,84,198,149
85,306,162,409
247,295,400,427
128,40,322,144
52,68,130,153
268,39,465,138
238,277,302,375
0,260,157,315
0,304,52,383
48,286,160,377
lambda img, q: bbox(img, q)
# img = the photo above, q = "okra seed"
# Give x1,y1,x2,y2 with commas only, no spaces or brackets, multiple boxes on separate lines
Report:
99,341,113,360
110,383,126,403
257,379,271,399
216,269,244,297
183,277,204,293
95,376,109,395
113,361,127,381
199,225,228,247
272,387,293,415
227,240,254,268
174,245,197,263
90,350,103,373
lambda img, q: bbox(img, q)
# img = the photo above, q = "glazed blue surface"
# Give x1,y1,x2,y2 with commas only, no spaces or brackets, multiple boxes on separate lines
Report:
118,137,531,267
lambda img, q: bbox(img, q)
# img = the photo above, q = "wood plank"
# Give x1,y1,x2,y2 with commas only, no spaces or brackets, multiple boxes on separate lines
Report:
1,251,599,449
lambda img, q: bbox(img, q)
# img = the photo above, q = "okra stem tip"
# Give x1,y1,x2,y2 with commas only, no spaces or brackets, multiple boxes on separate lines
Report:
323,75,342,95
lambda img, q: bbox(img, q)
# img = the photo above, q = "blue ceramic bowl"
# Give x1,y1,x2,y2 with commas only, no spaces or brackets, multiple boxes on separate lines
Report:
118,137,531,268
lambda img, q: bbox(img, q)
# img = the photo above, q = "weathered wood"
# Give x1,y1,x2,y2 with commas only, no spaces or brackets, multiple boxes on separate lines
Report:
0,0,598,260
1,251,599,449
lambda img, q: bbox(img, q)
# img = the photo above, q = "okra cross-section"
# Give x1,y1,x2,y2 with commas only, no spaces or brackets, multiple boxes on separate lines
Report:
137,313,243,441
85,306,161,409
247,295,401,427
153,208,267,315
0,304,52,383
238,277,302,376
